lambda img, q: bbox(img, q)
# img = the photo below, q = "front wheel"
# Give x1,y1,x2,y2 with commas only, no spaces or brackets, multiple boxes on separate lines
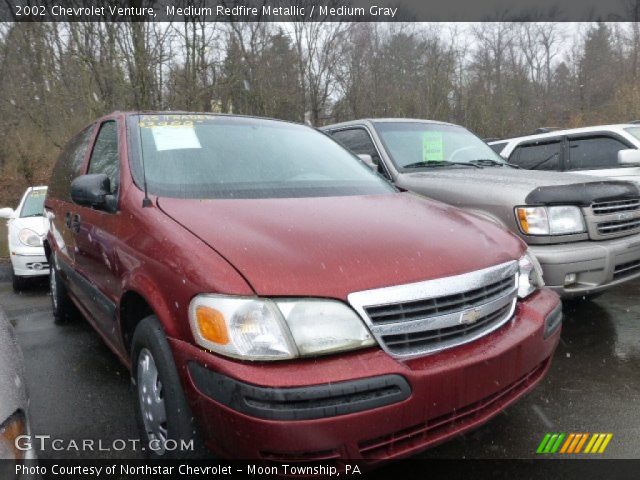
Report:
131,316,204,459
50,259,78,324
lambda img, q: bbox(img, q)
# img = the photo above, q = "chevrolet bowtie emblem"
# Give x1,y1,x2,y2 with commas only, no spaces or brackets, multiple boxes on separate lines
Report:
460,308,483,325
617,212,633,221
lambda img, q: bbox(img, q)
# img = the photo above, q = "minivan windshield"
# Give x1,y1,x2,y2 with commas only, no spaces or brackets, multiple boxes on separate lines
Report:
128,115,395,199
20,188,46,217
374,122,507,170
625,126,640,141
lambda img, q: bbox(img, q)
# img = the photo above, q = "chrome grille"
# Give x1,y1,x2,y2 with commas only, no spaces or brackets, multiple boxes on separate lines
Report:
381,304,512,356
348,261,518,359
365,276,513,325
591,198,640,215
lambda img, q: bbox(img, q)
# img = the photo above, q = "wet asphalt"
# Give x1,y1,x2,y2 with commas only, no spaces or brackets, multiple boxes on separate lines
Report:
0,260,638,461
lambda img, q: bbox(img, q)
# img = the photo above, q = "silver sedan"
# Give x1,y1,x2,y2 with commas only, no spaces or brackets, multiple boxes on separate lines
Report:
0,307,35,466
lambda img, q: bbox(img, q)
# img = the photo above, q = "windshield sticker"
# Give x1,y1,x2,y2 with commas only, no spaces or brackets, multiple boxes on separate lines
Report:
139,114,216,128
151,125,202,151
422,131,444,161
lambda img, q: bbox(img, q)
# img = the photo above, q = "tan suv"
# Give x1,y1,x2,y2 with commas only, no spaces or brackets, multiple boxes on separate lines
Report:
324,118,640,299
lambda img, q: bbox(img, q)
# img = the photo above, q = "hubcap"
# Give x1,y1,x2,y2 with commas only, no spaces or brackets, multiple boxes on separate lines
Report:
137,348,168,455
50,268,58,310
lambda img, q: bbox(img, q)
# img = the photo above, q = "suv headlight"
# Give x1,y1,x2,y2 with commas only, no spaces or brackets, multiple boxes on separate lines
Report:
518,251,545,298
0,411,26,460
189,295,376,360
516,206,585,235
18,228,41,247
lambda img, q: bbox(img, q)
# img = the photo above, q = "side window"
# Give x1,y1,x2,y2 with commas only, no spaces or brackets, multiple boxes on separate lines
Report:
510,141,562,171
489,141,508,155
88,121,120,195
49,126,94,201
331,128,379,159
568,136,629,170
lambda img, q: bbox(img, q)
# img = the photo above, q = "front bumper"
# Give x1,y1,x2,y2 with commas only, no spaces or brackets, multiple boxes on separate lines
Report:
170,288,561,461
9,247,48,277
529,234,640,298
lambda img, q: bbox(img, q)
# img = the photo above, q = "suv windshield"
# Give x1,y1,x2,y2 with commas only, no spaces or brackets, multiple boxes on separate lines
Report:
128,115,395,199
20,189,46,217
374,122,507,170
625,126,640,141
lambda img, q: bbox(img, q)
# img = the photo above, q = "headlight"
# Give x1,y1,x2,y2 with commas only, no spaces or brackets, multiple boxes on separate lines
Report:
189,295,375,361
18,228,41,247
516,206,585,235
0,411,26,460
518,252,545,298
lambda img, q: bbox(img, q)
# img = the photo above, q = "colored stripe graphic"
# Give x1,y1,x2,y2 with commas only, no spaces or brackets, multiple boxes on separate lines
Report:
537,433,613,454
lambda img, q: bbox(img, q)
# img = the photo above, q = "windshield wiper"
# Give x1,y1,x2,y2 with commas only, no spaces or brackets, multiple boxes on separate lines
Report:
530,152,559,170
469,158,520,169
403,160,482,169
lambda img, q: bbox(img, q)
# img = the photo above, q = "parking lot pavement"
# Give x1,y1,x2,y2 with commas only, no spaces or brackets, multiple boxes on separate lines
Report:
1,259,638,460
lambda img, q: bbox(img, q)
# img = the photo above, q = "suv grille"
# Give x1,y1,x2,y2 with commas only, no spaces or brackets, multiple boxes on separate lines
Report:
587,198,640,240
348,261,518,359
597,218,640,235
591,199,640,215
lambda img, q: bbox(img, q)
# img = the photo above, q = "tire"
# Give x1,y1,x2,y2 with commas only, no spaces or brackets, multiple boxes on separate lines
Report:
50,257,78,324
131,315,205,459
11,267,28,292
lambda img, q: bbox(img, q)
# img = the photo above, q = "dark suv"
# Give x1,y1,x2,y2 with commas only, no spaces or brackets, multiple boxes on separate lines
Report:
44,112,561,461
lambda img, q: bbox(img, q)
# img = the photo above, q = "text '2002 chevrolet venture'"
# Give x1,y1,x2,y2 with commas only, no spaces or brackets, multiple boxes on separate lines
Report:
324,119,640,299
44,112,561,461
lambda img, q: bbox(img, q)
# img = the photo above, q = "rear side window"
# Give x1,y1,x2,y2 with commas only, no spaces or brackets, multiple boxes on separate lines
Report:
331,128,378,158
88,121,120,194
510,141,561,170
49,126,94,201
568,136,629,170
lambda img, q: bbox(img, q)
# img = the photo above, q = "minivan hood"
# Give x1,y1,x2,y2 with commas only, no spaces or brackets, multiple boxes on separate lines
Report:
158,193,525,299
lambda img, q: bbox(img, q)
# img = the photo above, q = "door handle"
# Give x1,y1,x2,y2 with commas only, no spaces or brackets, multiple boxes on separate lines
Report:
70,214,81,233
65,212,72,229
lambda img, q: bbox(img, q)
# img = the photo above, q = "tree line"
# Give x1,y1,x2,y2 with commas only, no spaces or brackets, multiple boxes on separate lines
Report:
1,20,640,197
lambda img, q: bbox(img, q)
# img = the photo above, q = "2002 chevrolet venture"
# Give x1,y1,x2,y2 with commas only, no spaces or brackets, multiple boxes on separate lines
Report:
44,112,561,461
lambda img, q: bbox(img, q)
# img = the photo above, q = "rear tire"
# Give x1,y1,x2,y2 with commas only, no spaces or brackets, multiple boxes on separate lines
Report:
131,315,205,459
50,257,78,324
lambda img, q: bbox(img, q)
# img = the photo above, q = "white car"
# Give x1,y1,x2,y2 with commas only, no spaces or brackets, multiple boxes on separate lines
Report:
0,186,49,291
489,124,640,184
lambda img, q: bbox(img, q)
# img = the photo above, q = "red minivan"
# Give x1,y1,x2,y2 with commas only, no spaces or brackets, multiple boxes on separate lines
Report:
44,112,562,461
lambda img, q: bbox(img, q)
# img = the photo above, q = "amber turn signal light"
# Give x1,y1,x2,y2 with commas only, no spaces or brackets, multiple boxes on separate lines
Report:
195,306,230,345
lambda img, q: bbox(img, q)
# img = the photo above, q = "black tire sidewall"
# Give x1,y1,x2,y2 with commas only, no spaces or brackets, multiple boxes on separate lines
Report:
131,315,202,459
50,255,75,323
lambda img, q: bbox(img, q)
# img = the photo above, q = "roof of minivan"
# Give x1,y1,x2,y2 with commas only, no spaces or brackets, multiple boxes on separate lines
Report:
492,124,639,144
120,111,302,126
323,118,456,129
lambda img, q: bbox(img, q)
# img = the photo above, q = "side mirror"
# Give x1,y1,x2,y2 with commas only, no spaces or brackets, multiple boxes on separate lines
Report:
357,154,379,172
618,149,640,166
71,174,111,208
0,207,14,219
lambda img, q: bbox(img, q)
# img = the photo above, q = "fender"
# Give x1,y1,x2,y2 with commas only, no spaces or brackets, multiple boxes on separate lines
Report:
119,269,183,343
463,208,509,228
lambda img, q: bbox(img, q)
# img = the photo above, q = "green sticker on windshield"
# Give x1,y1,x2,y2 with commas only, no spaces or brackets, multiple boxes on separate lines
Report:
422,132,444,161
